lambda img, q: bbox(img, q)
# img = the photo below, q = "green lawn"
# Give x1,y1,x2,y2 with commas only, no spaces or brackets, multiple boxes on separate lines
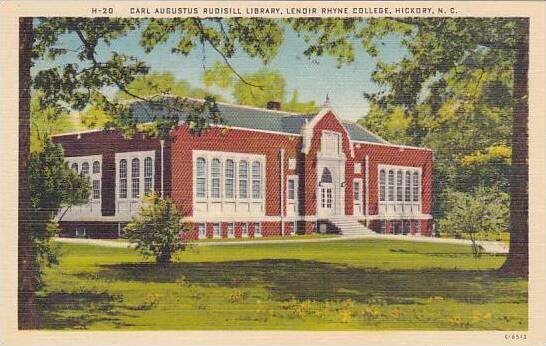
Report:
38,239,527,330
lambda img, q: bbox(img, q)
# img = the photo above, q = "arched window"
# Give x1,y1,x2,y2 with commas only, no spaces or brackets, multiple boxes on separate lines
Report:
321,167,333,183
131,158,140,198
71,162,78,173
252,161,262,199
379,169,386,202
119,159,127,199
211,158,221,198
396,170,403,202
238,160,248,199
92,161,101,174
405,171,411,202
81,162,89,176
413,172,420,202
225,159,234,199
196,157,207,198
144,157,153,195
388,170,395,202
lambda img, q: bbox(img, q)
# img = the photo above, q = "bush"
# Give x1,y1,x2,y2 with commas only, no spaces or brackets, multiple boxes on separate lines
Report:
124,193,187,263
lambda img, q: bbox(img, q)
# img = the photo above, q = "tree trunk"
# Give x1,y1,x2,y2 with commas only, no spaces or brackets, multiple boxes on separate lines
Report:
500,18,529,278
156,251,172,264
18,17,39,329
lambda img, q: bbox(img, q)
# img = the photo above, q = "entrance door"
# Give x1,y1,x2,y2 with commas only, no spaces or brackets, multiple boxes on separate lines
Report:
320,183,334,216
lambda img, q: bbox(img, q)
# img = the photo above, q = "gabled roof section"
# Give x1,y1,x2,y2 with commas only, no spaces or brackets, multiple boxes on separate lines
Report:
129,97,384,143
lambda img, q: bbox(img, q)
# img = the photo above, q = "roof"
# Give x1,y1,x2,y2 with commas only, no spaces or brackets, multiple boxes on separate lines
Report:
130,98,385,144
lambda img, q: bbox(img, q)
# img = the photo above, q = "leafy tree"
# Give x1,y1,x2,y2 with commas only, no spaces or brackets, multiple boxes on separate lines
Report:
124,193,188,263
203,62,318,111
28,138,90,286
30,93,78,152
438,186,509,257
354,18,528,277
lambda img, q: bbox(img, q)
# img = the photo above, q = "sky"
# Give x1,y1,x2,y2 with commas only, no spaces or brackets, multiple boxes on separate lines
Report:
32,21,407,122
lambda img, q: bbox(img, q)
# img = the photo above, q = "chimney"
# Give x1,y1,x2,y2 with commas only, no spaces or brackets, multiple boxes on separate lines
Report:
266,101,281,110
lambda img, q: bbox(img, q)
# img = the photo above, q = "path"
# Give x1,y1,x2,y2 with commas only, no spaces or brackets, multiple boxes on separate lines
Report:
54,234,508,253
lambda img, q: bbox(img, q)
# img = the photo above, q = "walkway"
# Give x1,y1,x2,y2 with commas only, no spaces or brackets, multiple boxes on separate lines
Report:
54,234,508,254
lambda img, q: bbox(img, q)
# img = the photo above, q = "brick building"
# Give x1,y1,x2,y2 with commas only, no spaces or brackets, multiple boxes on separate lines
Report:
52,99,433,239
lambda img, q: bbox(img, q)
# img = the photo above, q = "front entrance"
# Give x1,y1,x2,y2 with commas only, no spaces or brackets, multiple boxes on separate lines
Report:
318,167,336,216
320,183,334,216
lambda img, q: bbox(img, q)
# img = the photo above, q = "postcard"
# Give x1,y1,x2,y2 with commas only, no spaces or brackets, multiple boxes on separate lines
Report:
0,1,544,345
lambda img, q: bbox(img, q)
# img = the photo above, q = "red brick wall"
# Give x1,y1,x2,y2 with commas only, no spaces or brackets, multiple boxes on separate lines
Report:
353,143,433,216
53,130,164,216
168,125,301,217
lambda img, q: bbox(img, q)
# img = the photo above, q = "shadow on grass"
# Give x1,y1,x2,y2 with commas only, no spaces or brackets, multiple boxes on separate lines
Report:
89,259,527,305
36,289,136,329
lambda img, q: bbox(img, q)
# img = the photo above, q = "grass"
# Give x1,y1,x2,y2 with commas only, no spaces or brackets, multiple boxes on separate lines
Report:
37,239,527,330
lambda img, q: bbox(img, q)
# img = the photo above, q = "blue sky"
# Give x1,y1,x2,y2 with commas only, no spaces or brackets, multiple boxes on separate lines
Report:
33,22,406,122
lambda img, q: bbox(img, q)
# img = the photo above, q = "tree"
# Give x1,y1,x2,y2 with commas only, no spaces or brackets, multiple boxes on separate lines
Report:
28,138,90,284
203,62,318,111
124,193,187,263
354,18,528,277
438,186,509,257
30,93,79,152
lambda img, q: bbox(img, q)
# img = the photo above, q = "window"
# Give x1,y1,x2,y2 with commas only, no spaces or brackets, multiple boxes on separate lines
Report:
196,157,207,198
379,169,386,202
354,163,362,174
413,172,420,202
252,161,262,199
197,223,206,238
225,159,234,199
396,170,403,202
211,159,221,198
75,228,86,238
144,157,153,195
353,181,361,201
92,180,100,199
380,220,386,234
388,170,395,202
238,161,248,198
254,222,261,236
227,223,234,237
213,223,221,237
92,161,101,174
287,178,295,201
321,167,333,183
321,131,340,155
71,162,78,173
241,223,248,237
81,162,89,176
131,158,140,198
119,159,127,199
405,171,411,202
416,221,421,234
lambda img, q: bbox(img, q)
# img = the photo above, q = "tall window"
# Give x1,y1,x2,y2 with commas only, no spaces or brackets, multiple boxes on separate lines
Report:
353,181,361,201
379,169,386,202
252,161,262,199
396,170,403,202
144,157,153,195
238,160,248,198
131,158,140,198
81,162,89,176
71,162,78,173
287,178,295,201
92,161,101,174
227,223,234,237
321,131,340,155
119,159,127,199
405,171,411,202
388,170,395,202
92,180,101,199
197,224,206,238
211,158,221,198
241,223,248,237
196,157,207,198
413,172,420,202
254,222,261,236
213,223,221,237
225,159,234,199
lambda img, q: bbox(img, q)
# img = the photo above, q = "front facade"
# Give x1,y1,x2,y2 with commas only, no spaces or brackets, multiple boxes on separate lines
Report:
53,101,433,239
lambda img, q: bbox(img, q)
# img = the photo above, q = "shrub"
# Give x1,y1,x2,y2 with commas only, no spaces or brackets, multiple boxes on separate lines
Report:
124,193,188,263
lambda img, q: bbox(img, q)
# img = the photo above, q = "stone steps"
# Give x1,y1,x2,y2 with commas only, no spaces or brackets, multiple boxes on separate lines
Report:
328,216,374,236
